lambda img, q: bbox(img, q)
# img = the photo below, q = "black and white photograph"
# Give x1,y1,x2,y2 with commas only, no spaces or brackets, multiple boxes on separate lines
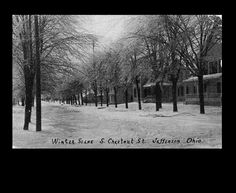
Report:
12,15,222,149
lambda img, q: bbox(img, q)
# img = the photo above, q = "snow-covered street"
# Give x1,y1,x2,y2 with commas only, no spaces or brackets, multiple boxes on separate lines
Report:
12,101,222,148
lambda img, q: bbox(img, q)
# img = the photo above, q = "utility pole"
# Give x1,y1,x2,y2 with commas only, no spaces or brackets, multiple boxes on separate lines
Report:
92,39,98,107
35,15,41,131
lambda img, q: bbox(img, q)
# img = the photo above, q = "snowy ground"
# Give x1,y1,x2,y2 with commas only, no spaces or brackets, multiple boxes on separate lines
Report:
12,101,222,148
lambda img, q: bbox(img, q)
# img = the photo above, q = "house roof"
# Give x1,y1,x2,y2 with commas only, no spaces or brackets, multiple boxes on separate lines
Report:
143,82,172,88
183,73,222,82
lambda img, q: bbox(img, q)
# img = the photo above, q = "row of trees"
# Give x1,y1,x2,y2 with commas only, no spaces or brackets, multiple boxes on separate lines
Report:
13,15,96,131
13,15,222,133
69,15,221,114
123,15,222,113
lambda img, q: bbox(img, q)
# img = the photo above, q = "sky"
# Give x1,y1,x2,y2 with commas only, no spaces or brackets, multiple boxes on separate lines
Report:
75,14,222,56
80,15,131,49
79,15,222,50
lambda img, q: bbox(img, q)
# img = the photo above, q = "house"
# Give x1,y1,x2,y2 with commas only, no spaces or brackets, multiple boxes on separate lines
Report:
143,81,172,102
183,73,222,106
183,43,222,106
142,80,186,103
106,43,222,106
108,86,134,104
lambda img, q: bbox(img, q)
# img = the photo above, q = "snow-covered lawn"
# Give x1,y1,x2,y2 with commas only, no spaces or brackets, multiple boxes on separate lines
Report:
12,101,222,148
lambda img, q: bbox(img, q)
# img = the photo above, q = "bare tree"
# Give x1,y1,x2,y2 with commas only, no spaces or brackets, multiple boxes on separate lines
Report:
160,15,185,112
124,15,167,111
120,58,132,109
106,46,123,108
35,15,41,131
13,15,96,131
13,15,35,130
174,15,222,114
125,43,143,110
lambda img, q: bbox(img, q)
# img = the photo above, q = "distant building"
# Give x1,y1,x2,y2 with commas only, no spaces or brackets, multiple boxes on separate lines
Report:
103,43,222,106
183,73,222,106
140,43,222,106
108,86,133,104
143,81,172,102
182,43,222,106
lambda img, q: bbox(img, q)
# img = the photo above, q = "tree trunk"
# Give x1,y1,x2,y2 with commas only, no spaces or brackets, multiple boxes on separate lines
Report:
159,87,162,109
74,95,77,105
198,75,205,114
28,77,34,123
100,90,103,106
22,15,34,130
94,81,98,107
31,92,35,107
21,97,25,106
78,94,80,105
114,86,117,108
155,82,160,111
81,92,83,105
28,15,35,123
172,79,178,112
106,87,109,107
95,91,97,106
85,90,87,106
23,65,32,130
125,88,128,109
135,77,142,110
71,96,73,105
35,15,41,132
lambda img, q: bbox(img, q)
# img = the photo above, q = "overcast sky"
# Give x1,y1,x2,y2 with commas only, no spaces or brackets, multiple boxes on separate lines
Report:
76,14,222,53
81,15,131,49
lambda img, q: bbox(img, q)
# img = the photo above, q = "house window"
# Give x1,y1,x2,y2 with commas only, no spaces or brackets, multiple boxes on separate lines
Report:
217,82,221,93
186,86,189,94
134,88,137,98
